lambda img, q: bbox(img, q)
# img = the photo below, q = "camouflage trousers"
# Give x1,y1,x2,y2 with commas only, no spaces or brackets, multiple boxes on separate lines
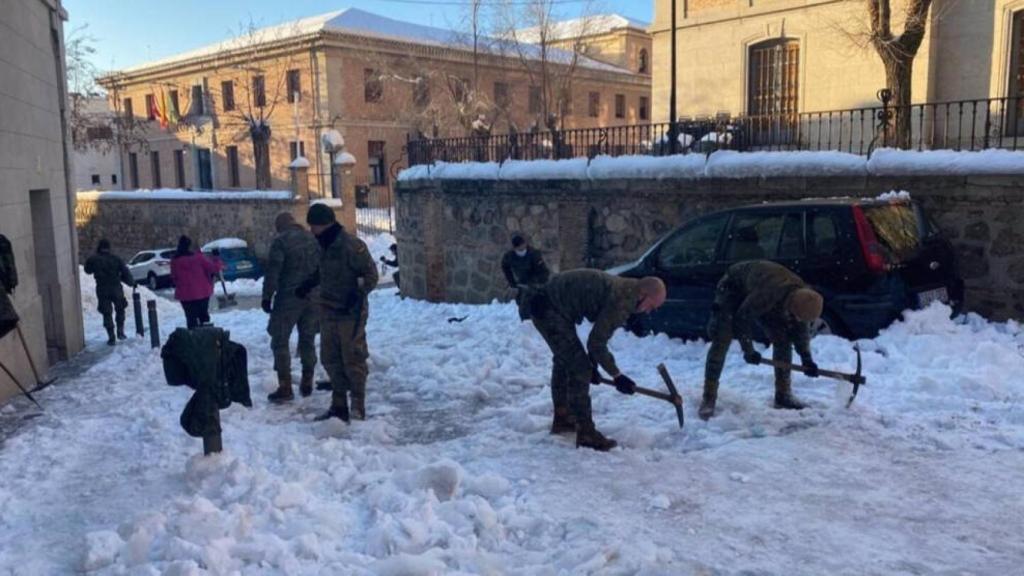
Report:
704,305,795,397
97,294,127,332
320,308,369,409
267,297,319,378
531,307,594,427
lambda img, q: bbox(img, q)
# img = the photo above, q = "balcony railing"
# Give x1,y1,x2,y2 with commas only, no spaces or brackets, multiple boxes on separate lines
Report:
407,96,1024,166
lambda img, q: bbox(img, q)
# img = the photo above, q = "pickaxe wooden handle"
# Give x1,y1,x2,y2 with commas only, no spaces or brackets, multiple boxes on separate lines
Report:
757,346,866,407
596,363,684,428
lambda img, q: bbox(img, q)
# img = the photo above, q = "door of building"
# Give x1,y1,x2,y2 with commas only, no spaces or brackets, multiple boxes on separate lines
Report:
197,148,212,190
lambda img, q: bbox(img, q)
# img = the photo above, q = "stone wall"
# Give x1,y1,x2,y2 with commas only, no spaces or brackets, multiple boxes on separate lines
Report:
75,197,301,262
395,175,1024,320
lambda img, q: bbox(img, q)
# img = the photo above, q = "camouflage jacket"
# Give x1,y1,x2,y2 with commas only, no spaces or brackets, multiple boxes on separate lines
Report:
84,251,134,300
717,260,812,359
262,224,320,303
308,223,378,318
544,269,640,376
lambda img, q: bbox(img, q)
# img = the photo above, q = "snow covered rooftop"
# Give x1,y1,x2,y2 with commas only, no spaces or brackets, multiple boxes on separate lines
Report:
115,8,633,77
515,13,650,43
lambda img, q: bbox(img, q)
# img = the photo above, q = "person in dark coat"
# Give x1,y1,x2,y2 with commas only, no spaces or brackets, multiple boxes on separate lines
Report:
524,269,666,451
379,243,400,290
83,239,135,345
700,260,824,420
501,234,550,290
169,235,223,329
297,204,378,422
0,234,19,340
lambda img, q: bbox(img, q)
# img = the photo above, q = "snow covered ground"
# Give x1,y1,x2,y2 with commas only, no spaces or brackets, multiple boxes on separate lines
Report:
0,274,1022,574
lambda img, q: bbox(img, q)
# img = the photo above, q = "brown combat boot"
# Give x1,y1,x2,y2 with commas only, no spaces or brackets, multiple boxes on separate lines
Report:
299,370,314,397
350,395,366,420
315,400,350,423
773,376,805,410
550,407,576,435
698,380,719,421
575,422,617,452
268,374,294,404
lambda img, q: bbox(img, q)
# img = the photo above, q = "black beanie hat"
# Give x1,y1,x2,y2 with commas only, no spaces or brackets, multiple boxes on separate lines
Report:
97,239,111,252
306,203,336,226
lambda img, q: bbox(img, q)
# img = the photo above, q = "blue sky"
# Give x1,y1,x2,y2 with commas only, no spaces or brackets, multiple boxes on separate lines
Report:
63,0,652,72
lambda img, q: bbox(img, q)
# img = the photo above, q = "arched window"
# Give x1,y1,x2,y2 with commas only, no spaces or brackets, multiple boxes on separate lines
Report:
638,48,649,74
747,39,799,117
748,38,799,145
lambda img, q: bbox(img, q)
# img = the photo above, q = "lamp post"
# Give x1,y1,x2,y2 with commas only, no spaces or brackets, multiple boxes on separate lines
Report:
668,0,679,154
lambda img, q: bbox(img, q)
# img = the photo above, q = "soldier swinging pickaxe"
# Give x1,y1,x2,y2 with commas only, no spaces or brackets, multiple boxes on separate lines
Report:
756,346,867,407
595,363,685,428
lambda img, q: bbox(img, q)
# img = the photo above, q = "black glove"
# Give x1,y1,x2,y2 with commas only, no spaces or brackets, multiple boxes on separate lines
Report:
743,350,762,365
803,361,820,378
345,290,362,311
261,299,273,314
590,365,602,384
380,256,387,262
613,374,637,395
295,278,315,299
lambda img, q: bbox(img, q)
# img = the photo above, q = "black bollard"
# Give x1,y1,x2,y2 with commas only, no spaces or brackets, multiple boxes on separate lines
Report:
203,410,222,455
132,291,145,337
147,300,160,348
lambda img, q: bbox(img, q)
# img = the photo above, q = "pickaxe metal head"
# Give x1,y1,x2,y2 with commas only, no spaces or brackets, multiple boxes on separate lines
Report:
656,363,685,429
846,346,866,408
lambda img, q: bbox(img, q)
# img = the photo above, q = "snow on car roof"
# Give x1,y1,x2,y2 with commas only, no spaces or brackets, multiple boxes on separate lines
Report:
202,238,248,251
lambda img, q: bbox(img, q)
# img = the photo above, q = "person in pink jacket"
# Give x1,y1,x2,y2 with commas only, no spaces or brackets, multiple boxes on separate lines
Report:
169,235,223,328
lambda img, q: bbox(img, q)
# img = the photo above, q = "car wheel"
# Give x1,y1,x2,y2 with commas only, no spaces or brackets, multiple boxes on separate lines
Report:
148,272,159,291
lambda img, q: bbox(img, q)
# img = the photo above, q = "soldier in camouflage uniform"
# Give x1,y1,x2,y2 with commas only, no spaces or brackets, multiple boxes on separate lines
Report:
700,260,824,420
262,212,322,403
84,239,135,346
298,204,378,423
525,269,666,451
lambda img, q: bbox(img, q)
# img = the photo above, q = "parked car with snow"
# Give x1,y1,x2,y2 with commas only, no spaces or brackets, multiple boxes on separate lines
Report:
127,248,176,289
201,238,262,281
610,197,964,340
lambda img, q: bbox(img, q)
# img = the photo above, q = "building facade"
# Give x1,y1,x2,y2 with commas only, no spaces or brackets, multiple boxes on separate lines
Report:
651,0,1024,122
0,0,85,404
71,97,123,191
98,8,653,199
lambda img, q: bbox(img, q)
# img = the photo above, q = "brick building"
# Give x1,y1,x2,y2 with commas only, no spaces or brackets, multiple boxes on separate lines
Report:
97,8,652,199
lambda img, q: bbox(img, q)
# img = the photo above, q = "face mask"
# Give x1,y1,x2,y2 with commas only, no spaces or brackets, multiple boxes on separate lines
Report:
515,249,527,257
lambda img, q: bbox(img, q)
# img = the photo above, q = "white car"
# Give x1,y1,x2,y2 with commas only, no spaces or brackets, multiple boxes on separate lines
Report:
127,248,176,290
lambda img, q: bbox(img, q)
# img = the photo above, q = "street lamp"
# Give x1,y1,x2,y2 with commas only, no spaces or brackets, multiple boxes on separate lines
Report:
668,0,678,154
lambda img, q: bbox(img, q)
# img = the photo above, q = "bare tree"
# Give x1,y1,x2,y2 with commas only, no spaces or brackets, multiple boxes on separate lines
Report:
495,0,597,133
67,26,148,154
205,19,308,189
867,0,933,148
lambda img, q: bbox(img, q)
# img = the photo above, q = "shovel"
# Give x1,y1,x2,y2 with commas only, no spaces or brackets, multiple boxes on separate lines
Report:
215,272,237,309
756,346,866,407
596,363,684,429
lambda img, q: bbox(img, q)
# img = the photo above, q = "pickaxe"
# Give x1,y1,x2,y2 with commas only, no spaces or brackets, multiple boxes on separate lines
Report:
757,346,866,407
596,363,684,428
0,357,43,410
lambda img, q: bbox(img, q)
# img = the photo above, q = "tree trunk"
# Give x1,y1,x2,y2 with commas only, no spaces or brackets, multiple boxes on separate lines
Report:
251,122,272,190
883,56,914,149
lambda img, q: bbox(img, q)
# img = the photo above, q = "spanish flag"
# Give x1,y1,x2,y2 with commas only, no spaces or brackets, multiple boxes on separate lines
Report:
156,90,169,129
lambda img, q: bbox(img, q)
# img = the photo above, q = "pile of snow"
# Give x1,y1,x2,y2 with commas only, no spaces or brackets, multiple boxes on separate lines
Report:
399,148,1024,182
201,238,247,252
221,277,264,298
78,189,293,201
289,156,311,169
2,270,1022,573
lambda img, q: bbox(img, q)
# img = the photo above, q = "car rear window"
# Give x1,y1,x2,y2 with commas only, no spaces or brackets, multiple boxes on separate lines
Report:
214,248,249,260
159,250,175,259
862,203,924,262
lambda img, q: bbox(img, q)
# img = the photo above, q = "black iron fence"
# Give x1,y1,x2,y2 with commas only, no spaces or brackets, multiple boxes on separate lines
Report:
354,178,395,236
407,96,1024,166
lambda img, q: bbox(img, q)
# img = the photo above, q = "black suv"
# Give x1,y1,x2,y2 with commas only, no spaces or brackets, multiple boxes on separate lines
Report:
610,198,964,340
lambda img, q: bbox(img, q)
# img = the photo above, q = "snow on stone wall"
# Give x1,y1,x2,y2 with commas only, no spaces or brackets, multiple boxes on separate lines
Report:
398,149,1024,182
